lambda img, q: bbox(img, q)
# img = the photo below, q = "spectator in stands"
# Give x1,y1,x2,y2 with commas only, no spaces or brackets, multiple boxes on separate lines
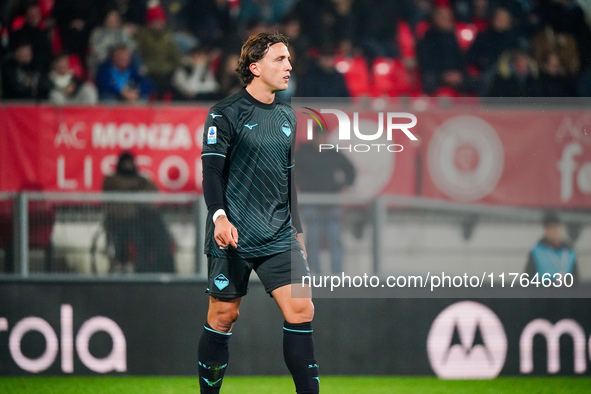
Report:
159,0,189,32
1,41,50,100
100,0,147,32
532,24,580,77
488,50,542,97
52,0,98,61
297,48,350,97
537,0,591,70
292,0,340,50
525,211,579,285
171,45,220,101
0,21,7,67
578,66,591,96
187,0,233,48
324,0,371,54
48,53,98,105
295,127,356,274
157,0,199,55
96,43,151,103
468,8,522,73
216,52,242,97
361,0,401,59
88,9,136,77
454,0,491,30
537,51,576,96
103,152,175,273
417,6,467,95
238,0,294,27
9,3,52,73
280,13,310,72
134,4,182,100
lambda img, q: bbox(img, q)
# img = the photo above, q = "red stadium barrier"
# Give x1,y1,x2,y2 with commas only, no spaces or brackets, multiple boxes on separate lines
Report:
1,104,590,208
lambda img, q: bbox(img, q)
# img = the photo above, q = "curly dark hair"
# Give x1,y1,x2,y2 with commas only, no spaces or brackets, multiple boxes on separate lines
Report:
236,32,289,86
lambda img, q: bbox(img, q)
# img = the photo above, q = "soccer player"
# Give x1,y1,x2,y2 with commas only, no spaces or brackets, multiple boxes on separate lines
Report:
198,32,319,394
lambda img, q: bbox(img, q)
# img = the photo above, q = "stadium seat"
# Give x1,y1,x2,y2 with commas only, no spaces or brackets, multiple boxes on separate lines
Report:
51,25,64,54
10,16,26,31
456,23,478,51
370,57,412,97
334,55,371,97
414,21,430,40
68,54,86,80
397,21,416,60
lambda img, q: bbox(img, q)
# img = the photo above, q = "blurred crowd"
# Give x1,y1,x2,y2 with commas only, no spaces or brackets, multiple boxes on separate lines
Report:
1,0,591,104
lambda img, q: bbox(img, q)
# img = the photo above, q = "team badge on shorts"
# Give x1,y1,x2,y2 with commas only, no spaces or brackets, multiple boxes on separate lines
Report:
214,273,229,290
281,122,291,137
207,126,217,144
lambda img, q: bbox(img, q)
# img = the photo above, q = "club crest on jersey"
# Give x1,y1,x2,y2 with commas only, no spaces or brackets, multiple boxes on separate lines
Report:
281,122,291,137
214,273,229,290
207,126,217,144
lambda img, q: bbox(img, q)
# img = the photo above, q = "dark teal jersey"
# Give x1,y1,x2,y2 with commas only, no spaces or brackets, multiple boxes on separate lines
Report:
202,88,298,258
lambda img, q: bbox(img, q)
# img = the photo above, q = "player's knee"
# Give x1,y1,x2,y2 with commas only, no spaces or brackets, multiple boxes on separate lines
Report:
286,299,314,324
209,306,240,333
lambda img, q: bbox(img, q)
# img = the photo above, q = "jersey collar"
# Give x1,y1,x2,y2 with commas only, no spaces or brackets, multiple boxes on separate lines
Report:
240,88,277,110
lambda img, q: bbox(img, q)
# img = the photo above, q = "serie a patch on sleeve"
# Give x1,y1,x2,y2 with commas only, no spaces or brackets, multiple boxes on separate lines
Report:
207,126,217,144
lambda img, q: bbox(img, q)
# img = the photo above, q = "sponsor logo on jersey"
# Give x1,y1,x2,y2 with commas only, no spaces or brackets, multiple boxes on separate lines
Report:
207,126,217,144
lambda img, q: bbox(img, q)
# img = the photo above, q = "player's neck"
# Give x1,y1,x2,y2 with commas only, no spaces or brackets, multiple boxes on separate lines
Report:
245,83,275,104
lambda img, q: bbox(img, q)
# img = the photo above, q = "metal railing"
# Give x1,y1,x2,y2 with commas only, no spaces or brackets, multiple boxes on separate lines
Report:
1,192,590,281
0,192,206,279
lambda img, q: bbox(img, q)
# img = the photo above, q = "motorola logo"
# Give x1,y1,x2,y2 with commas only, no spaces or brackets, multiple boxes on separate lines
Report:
427,301,507,379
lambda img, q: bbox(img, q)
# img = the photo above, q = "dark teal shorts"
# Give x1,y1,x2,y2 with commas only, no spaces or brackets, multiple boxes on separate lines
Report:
206,248,310,299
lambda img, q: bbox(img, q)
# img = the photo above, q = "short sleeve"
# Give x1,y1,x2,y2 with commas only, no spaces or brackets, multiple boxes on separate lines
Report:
201,109,233,159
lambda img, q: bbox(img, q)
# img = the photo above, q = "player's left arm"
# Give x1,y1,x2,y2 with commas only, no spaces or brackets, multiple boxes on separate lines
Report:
288,158,306,258
288,109,306,256
290,167,306,256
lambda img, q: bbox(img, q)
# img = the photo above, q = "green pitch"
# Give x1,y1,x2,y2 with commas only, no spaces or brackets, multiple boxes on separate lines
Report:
2,376,590,393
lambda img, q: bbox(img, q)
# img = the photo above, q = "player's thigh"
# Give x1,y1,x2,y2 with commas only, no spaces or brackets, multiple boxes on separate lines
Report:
254,249,310,295
272,284,314,324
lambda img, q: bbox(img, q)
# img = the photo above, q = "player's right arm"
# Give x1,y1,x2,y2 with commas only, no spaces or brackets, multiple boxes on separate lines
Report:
202,110,239,248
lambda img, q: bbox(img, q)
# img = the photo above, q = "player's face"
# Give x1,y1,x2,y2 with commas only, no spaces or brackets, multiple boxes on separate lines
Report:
256,43,292,92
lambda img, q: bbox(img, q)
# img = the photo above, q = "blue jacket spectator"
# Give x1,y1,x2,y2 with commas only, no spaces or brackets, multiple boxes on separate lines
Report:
525,212,579,284
96,44,151,102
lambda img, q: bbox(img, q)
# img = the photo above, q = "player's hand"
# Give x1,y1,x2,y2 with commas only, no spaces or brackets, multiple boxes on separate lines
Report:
214,216,239,248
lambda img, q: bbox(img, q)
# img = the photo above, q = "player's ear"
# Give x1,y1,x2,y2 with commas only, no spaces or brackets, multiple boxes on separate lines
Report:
249,62,260,78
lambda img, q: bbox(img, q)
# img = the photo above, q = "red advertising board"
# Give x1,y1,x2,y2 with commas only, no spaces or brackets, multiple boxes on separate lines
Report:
1,105,208,192
417,109,591,208
1,105,590,208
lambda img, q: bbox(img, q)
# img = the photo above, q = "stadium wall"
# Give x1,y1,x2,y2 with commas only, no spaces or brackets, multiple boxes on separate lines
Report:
1,281,591,378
